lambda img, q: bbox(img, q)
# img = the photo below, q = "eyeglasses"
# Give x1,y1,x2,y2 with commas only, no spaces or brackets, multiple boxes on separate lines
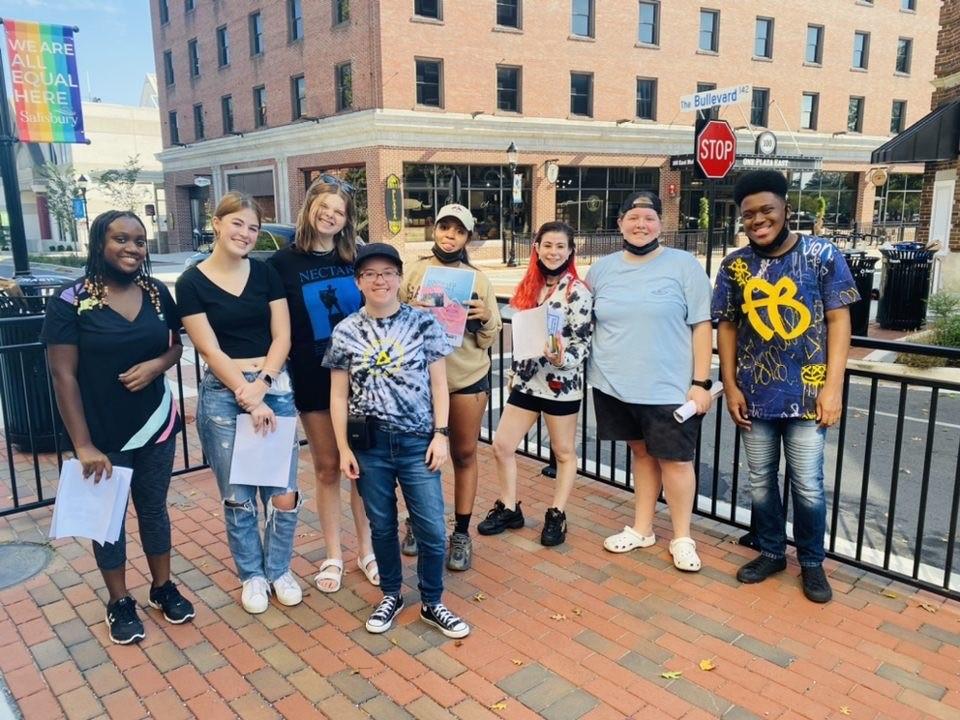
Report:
358,269,400,281
319,174,356,196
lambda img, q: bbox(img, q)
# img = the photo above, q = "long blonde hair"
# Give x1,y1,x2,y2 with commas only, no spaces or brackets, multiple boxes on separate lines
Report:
294,179,357,262
212,191,263,241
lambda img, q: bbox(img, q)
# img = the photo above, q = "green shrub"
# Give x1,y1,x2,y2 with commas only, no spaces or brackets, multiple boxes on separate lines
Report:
896,292,960,368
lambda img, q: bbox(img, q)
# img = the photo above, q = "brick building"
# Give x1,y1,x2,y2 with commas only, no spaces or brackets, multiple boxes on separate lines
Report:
151,0,939,255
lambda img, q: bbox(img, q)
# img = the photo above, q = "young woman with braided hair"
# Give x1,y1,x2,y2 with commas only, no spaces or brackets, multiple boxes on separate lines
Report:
43,210,194,644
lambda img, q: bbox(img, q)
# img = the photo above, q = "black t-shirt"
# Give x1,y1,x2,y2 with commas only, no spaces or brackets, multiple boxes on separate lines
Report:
175,259,285,358
40,278,183,454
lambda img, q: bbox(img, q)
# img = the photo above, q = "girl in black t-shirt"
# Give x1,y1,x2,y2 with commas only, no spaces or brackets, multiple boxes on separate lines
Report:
267,176,377,594
43,211,194,645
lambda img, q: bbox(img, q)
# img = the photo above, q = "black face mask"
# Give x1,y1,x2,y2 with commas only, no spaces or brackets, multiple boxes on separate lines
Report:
431,243,465,264
537,253,573,278
748,222,791,257
623,238,660,256
101,263,140,286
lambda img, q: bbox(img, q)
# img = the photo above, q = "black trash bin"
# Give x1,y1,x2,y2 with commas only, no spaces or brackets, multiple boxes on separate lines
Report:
0,275,73,453
840,250,879,337
877,243,935,331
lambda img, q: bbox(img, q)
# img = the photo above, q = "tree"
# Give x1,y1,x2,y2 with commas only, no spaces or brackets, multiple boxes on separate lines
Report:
97,155,142,211
39,163,80,247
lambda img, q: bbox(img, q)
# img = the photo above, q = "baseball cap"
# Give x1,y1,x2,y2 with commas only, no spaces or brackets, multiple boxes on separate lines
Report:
619,191,662,218
435,204,475,232
354,243,402,274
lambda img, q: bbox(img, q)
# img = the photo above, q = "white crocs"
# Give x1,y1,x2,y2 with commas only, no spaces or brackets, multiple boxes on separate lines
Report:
669,537,701,572
603,526,656,553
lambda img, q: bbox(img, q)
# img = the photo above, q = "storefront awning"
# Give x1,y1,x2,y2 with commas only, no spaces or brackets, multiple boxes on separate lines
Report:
871,101,960,164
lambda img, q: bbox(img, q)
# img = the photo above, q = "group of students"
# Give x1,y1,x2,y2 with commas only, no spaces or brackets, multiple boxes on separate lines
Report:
42,168,857,645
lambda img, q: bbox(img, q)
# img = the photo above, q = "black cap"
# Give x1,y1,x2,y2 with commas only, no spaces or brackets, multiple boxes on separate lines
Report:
733,170,788,206
619,191,662,218
355,242,403,274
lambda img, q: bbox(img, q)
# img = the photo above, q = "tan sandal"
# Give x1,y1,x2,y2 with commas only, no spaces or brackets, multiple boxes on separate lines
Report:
669,537,701,572
357,553,380,587
315,558,344,593
603,526,656,553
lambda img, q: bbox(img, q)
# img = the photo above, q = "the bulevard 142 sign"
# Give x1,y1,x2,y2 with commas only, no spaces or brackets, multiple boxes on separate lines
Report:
3,19,87,144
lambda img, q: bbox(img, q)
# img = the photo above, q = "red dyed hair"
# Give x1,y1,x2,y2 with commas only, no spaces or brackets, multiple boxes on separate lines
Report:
510,221,581,310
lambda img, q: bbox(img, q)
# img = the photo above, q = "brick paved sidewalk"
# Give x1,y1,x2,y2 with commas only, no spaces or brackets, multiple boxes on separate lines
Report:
1,445,958,720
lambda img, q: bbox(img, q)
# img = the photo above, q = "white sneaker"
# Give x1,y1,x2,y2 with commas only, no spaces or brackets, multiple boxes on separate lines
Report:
241,576,270,614
271,571,303,607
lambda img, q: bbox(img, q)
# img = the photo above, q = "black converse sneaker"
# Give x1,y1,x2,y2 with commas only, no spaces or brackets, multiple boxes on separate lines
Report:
148,580,196,624
365,594,404,634
106,596,146,645
420,602,470,639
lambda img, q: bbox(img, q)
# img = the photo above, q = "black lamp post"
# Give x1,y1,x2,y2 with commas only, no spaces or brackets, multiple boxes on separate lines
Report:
77,174,90,246
506,141,519,267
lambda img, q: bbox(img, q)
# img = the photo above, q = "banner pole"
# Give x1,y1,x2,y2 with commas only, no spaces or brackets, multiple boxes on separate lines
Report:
0,19,31,277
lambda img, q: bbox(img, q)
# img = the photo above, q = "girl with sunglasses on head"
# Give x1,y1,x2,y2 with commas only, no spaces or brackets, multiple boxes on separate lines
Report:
43,210,194,644
267,175,378,594
399,204,502,571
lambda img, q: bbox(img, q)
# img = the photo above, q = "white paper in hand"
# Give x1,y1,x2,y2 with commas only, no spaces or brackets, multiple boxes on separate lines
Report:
229,415,297,487
49,459,132,545
673,382,724,423
511,304,548,361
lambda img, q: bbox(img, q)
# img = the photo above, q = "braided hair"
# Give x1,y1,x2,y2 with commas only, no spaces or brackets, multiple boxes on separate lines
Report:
83,210,162,315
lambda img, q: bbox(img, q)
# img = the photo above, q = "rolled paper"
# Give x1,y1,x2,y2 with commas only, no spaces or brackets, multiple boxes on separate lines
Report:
673,382,724,423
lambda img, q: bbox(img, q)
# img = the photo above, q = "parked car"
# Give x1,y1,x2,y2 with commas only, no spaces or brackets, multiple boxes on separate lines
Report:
183,223,296,269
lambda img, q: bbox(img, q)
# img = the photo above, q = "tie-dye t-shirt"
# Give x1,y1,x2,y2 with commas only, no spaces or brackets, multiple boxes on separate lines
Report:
322,304,452,434
711,235,859,420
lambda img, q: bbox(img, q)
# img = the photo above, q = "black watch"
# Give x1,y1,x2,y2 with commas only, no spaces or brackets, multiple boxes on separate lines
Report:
691,378,713,390
433,426,450,436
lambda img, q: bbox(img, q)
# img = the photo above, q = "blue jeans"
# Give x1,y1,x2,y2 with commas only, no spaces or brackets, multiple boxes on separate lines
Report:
741,419,827,566
355,424,447,605
197,370,300,582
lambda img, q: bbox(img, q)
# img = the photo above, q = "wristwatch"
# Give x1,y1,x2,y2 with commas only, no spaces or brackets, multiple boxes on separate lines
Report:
258,372,274,387
433,426,450,436
691,378,713,390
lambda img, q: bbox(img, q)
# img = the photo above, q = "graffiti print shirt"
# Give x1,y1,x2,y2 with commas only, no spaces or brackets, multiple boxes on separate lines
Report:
511,273,593,401
711,235,859,419
322,304,452,434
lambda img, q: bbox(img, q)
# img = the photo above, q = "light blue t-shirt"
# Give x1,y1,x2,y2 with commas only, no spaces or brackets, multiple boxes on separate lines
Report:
586,248,712,405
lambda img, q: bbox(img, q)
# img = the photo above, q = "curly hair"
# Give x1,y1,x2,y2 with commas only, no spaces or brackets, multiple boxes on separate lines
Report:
294,179,357,262
509,221,580,310
83,210,161,315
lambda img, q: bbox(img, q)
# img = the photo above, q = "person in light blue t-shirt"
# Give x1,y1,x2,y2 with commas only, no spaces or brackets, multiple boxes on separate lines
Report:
586,191,714,573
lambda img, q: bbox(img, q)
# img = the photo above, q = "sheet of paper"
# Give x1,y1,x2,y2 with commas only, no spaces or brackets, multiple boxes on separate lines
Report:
673,382,725,423
511,304,548,361
49,459,132,544
229,415,298,488
416,266,477,347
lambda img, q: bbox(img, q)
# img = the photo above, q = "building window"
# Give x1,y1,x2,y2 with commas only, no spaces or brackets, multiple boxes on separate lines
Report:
168,111,179,145
638,1,659,45
187,39,200,78
873,172,921,224
852,31,870,69
185,0,195,12
334,0,350,25
291,75,306,119
847,96,865,132
750,87,769,127
571,0,594,38
496,66,521,112
805,25,824,64
570,72,593,116
901,0,916,10
216,26,230,67
414,0,441,20
890,100,907,134
159,0,169,25
496,0,520,28
636,78,656,120
556,166,660,232
193,104,204,140
800,93,819,130
253,86,267,128
896,38,912,74
336,63,353,111
221,95,234,134
289,0,304,40
163,50,175,86
788,171,860,230
696,81,717,119
699,9,719,52
754,17,773,58
415,59,442,107
250,12,264,56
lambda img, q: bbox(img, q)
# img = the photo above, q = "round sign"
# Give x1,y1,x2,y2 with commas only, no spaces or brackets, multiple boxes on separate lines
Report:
696,120,737,179
586,195,601,212
868,168,889,187
193,176,211,188
545,162,559,184
756,131,777,156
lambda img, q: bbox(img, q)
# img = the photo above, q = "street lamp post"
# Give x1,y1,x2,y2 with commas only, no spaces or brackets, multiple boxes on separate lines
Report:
506,142,518,267
76,174,90,248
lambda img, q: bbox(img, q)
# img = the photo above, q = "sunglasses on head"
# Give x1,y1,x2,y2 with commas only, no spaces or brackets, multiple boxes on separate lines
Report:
319,174,356,196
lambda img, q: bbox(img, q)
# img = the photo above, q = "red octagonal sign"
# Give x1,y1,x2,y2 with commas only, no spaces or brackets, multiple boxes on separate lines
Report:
696,120,737,179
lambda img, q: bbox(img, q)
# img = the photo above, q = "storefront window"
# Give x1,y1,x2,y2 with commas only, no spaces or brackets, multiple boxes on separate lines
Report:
555,166,660,231
786,170,859,229
873,173,922,225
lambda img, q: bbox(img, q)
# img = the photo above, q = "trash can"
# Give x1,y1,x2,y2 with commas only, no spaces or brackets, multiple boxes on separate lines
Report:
877,243,935,331
840,250,879,336
0,274,73,453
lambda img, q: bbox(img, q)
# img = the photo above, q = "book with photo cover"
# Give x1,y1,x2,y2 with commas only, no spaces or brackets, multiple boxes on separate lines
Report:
416,265,477,347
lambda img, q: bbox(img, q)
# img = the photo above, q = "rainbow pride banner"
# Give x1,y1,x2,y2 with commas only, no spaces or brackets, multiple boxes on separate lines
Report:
3,20,86,144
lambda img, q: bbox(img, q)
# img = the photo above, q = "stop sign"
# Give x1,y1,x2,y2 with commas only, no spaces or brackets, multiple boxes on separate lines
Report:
696,120,737,179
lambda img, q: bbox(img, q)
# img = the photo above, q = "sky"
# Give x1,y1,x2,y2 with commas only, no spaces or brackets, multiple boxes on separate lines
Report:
0,0,155,106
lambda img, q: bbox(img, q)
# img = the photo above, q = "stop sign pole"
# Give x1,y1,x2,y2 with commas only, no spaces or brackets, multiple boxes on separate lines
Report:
693,118,738,276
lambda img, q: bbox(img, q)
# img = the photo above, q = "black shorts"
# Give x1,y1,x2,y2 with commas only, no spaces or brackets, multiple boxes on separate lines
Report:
508,389,580,416
451,375,490,395
592,388,701,462
289,354,331,413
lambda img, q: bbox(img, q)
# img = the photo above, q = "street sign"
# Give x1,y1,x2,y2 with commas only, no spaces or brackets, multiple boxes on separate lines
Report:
193,176,211,188
756,131,777,156
696,120,737,179
680,84,751,113
385,174,402,235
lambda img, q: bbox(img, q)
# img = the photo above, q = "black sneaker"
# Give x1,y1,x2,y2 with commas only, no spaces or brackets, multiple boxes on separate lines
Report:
736,555,787,584
148,580,196,624
401,517,418,557
476,500,524,536
800,565,833,604
106,596,145,645
420,603,470,639
446,531,472,572
365,594,404,634
540,508,567,547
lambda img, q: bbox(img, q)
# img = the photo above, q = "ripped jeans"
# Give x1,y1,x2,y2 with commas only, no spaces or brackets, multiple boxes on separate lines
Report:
197,369,300,582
